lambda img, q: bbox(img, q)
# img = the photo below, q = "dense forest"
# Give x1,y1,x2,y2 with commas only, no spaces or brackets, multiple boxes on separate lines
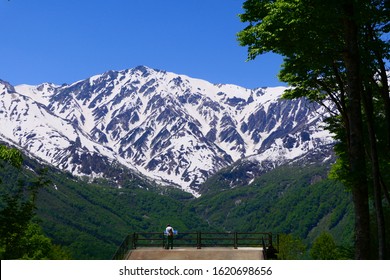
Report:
0,153,213,259
1,147,355,260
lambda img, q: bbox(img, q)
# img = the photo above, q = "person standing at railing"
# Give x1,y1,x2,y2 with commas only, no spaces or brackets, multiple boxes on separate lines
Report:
165,224,174,249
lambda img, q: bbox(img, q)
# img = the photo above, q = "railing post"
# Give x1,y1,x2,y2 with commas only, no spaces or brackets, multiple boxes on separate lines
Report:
234,232,238,249
197,231,201,249
262,237,267,260
132,233,138,249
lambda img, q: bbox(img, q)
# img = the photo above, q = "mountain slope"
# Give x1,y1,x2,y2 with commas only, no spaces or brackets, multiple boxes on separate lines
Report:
0,150,352,259
0,155,213,259
190,162,354,248
0,66,333,195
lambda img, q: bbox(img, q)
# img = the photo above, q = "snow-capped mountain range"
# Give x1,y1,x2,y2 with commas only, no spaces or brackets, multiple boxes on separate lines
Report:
0,66,334,196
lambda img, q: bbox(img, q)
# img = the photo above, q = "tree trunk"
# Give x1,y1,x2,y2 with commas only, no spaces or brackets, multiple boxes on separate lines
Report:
342,0,371,259
375,39,390,152
362,87,386,259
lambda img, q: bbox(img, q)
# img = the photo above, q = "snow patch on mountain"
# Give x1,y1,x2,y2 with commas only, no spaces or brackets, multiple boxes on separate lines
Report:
1,66,334,195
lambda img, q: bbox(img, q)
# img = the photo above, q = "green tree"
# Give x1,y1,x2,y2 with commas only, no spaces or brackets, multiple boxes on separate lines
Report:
238,0,389,259
0,145,22,169
0,185,35,259
0,169,55,259
0,145,69,259
18,223,58,260
310,232,338,260
276,234,306,260
310,232,354,259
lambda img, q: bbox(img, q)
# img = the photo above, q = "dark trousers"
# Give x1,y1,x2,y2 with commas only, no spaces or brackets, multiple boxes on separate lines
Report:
166,236,173,249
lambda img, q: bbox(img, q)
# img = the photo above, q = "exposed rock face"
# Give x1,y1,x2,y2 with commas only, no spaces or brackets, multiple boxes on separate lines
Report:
0,66,333,195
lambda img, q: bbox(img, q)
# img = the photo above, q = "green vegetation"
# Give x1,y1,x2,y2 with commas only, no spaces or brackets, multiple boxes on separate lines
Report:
0,146,69,259
191,163,354,254
238,0,390,259
311,232,354,260
0,153,215,259
34,174,214,259
1,147,355,259
1,1,388,260
277,234,307,260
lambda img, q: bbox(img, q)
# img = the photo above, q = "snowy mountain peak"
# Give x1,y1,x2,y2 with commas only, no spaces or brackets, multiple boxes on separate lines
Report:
1,66,333,196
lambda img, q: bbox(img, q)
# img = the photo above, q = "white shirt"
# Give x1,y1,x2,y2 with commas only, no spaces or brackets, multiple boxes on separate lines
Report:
166,226,173,234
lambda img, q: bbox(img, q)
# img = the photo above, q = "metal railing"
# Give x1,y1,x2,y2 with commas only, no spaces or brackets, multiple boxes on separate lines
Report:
112,233,137,260
112,231,278,260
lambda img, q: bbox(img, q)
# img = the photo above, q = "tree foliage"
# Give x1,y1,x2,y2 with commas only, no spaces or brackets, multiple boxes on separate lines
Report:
310,232,338,260
0,145,22,169
310,232,354,260
0,145,69,259
1,148,354,259
276,234,306,260
192,163,354,256
238,0,390,259
0,154,216,259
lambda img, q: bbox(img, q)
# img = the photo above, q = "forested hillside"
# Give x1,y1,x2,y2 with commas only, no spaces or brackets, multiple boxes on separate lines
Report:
0,156,213,259
1,152,354,259
192,163,354,247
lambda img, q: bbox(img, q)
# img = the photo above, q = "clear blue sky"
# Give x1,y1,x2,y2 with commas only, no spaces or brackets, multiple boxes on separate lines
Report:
0,0,285,89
